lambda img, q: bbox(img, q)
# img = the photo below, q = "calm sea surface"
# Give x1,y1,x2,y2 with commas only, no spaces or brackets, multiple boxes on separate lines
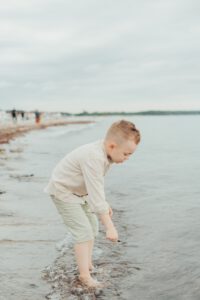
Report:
1,115,200,299
39,115,200,299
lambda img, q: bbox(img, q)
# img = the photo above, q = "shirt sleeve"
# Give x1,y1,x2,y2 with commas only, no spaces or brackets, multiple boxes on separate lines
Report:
80,156,110,214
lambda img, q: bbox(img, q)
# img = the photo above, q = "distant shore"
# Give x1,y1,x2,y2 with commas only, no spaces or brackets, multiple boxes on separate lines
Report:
67,110,200,116
1,109,199,144
0,119,94,144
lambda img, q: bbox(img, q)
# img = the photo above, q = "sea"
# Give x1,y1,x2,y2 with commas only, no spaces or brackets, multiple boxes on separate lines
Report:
0,115,200,299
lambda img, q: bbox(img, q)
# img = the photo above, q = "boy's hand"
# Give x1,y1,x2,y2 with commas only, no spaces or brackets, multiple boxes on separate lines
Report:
109,207,113,218
106,226,118,242
99,211,118,242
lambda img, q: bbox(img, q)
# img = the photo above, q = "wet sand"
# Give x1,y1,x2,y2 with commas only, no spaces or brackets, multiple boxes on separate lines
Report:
41,207,141,300
0,137,66,299
0,119,94,144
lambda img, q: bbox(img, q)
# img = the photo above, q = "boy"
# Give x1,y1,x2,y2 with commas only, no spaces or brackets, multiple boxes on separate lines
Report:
45,120,140,288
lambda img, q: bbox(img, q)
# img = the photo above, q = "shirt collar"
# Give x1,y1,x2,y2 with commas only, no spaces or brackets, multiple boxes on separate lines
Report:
100,139,112,165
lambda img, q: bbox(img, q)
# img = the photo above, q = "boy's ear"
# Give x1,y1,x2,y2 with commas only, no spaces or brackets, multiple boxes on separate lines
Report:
109,142,117,150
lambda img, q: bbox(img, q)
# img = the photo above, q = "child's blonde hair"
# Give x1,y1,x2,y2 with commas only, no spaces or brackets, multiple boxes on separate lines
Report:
105,120,141,144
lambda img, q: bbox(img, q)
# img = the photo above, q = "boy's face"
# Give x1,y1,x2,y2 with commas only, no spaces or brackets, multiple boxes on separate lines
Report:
107,139,137,164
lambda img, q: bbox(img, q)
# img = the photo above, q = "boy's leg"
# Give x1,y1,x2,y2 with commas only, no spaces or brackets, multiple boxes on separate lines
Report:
75,240,103,287
74,241,91,278
88,239,94,270
51,197,102,286
82,202,99,270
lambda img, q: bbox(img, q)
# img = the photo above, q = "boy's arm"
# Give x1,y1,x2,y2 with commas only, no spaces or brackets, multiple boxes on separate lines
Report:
80,156,118,241
99,212,118,242
80,157,110,213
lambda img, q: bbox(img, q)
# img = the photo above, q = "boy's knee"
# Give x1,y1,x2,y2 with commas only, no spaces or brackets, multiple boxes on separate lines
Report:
74,225,94,243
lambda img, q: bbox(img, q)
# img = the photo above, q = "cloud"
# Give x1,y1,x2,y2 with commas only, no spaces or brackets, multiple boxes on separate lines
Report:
0,0,200,112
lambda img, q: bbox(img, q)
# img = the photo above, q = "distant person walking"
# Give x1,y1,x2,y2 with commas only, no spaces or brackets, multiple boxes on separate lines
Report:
34,110,41,124
11,109,17,123
20,111,25,120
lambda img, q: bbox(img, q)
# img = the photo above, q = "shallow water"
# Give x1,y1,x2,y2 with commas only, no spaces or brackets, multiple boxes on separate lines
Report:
1,116,200,299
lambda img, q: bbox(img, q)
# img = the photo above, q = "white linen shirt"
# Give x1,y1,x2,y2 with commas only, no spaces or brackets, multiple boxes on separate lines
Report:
44,140,112,213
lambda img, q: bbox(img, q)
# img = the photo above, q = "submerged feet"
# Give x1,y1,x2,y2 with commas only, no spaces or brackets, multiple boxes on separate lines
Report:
78,275,103,288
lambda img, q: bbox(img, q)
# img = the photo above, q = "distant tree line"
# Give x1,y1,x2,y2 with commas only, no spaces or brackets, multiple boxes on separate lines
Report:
61,110,200,116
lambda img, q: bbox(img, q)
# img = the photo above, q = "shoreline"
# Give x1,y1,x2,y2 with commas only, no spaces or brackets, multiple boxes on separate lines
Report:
0,119,94,144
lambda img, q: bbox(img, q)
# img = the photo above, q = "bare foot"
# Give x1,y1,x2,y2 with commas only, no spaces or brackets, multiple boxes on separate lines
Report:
78,275,103,288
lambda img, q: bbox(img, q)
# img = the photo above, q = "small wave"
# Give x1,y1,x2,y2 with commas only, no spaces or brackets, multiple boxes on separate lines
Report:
45,121,97,138
55,235,72,255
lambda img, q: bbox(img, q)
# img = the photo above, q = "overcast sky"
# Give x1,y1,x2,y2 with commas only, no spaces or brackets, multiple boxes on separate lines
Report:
0,0,200,113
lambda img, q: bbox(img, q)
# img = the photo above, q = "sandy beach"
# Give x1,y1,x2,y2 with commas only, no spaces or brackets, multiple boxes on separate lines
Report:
0,119,94,144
